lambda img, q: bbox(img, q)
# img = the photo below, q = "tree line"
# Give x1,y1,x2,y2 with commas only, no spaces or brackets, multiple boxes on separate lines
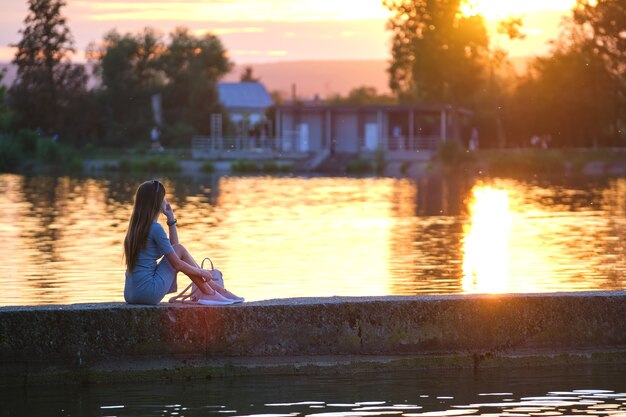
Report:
4,0,232,150
383,0,625,148
0,0,624,155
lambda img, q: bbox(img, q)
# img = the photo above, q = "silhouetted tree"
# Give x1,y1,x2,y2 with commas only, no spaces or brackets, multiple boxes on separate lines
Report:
11,0,88,141
0,70,12,132
504,1,625,147
327,86,397,105
159,28,232,146
384,0,490,106
87,28,164,146
240,66,260,82
88,27,231,147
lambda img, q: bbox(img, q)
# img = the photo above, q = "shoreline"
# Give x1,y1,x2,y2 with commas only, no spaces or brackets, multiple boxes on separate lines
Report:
2,291,625,386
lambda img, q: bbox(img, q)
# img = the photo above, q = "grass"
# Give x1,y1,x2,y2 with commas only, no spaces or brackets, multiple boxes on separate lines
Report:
0,132,84,174
346,157,374,174
111,155,181,173
231,159,259,173
231,159,294,174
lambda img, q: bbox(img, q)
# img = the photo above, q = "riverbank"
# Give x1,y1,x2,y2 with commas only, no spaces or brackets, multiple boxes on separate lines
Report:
1,291,625,386
81,148,626,177
4,133,626,177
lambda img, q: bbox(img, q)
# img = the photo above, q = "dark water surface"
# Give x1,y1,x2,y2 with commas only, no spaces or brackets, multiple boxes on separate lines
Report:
1,173,626,305
2,365,625,417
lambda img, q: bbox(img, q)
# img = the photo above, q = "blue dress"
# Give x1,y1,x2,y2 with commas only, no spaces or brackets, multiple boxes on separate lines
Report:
124,222,177,305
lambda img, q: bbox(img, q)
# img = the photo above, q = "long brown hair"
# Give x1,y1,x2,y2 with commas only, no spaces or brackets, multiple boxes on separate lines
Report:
124,180,166,271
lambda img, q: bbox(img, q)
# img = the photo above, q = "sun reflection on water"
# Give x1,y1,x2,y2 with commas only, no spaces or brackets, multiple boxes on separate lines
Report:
462,185,512,294
1,174,626,306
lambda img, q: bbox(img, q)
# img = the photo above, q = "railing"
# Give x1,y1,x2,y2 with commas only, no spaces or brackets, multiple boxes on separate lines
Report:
192,135,441,159
384,136,440,151
192,136,280,152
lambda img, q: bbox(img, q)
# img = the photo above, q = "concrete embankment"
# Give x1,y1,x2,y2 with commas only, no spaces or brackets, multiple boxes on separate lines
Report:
1,291,625,385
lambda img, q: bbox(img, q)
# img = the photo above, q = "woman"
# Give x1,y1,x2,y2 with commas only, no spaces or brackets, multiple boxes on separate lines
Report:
123,180,242,305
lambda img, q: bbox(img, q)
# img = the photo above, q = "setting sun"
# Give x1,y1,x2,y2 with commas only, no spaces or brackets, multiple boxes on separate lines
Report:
461,0,576,20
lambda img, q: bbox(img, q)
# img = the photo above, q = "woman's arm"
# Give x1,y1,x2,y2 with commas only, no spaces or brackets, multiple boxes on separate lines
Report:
162,198,179,246
165,252,213,294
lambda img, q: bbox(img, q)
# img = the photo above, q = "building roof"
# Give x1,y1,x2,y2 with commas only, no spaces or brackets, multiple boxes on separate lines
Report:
217,82,273,111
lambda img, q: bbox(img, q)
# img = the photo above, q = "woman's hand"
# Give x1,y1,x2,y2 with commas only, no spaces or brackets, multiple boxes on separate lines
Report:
201,269,214,281
162,198,175,221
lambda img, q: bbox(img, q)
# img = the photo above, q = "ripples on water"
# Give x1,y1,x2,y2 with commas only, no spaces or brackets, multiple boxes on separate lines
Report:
1,173,625,305
2,366,625,417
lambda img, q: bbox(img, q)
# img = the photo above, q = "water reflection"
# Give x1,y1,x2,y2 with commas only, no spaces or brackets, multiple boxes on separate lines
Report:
1,365,625,417
462,185,512,293
0,174,625,306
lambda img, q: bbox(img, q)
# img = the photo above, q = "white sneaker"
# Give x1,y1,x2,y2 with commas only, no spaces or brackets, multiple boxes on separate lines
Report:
197,293,235,306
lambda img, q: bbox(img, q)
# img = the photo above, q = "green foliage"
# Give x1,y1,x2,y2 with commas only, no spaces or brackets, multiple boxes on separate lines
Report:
328,86,397,105
0,136,24,172
162,122,197,148
0,70,12,132
502,0,625,148
15,129,39,154
436,140,473,166
262,161,293,173
400,161,411,175
201,161,215,173
88,28,163,147
384,0,490,105
159,28,232,139
0,130,84,173
346,157,373,174
231,159,259,173
229,159,293,174
34,137,83,172
573,0,625,77
88,27,232,147
115,156,180,173
11,0,88,137
375,148,386,175
483,150,565,176
240,66,260,82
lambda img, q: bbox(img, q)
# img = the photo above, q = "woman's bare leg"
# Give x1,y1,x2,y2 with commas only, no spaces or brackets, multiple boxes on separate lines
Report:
172,243,215,295
173,243,242,300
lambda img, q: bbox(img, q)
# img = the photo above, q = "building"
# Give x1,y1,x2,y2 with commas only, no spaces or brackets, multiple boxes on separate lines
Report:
193,82,274,157
274,103,472,160
216,82,273,140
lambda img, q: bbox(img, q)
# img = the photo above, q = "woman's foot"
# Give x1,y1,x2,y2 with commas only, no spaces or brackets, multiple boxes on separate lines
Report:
197,292,235,306
216,289,244,303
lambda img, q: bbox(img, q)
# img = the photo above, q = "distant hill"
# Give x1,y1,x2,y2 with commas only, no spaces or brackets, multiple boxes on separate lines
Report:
0,60,390,98
1,57,531,98
223,60,391,99
0,63,17,86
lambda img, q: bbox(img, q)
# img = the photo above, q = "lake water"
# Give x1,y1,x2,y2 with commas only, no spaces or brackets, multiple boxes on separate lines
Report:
2,365,625,417
1,172,626,306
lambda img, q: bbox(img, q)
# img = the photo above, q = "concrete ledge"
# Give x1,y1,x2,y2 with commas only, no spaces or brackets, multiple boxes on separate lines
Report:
1,291,625,385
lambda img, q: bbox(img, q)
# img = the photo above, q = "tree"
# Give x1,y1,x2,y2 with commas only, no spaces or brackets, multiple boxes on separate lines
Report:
240,66,260,82
159,28,232,145
504,1,625,148
88,28,165,146
384,0,490,106
0,70,12,132
10,0,87,140
573,0,626,78
88,27,232,147
327,86,397,105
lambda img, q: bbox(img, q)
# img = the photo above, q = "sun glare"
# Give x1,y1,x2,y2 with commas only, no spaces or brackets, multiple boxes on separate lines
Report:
462,185,512,294
461,0,576,20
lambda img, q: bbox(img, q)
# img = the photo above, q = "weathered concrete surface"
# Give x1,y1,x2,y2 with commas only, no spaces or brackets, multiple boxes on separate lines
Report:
1,291,625,385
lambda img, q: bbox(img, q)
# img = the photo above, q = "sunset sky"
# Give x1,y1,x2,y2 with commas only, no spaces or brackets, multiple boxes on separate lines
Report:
1,0,576,64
